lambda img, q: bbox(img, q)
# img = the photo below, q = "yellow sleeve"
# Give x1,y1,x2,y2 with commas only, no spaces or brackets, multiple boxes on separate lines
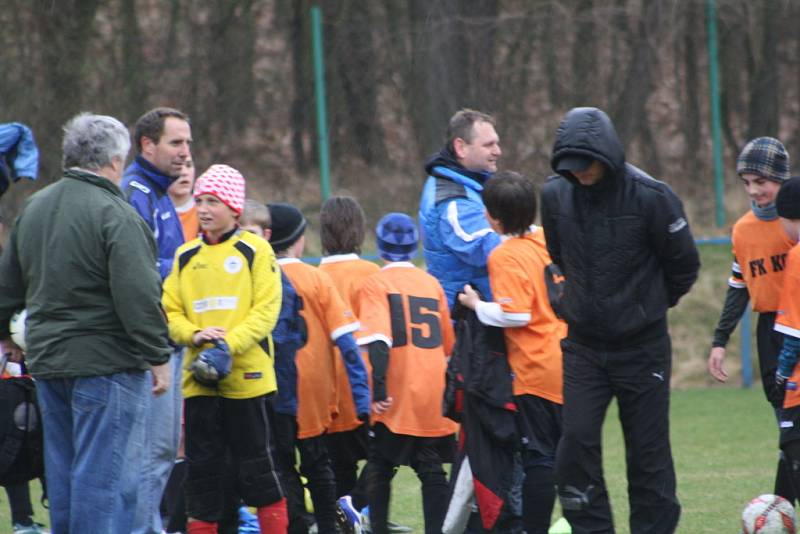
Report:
162,255,201,345
225,243,282,355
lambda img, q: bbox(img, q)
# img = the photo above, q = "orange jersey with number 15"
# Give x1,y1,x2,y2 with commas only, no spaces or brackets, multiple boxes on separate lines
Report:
357,262,458,437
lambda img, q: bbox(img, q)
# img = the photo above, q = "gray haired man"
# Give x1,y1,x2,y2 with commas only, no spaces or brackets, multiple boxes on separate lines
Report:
0,113,172,533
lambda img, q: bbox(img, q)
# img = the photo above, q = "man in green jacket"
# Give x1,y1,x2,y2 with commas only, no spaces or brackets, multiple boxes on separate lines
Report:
0,113,172,533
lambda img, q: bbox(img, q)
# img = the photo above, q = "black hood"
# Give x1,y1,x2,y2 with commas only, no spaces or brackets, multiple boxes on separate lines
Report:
424,144,491,185
550,107,626,183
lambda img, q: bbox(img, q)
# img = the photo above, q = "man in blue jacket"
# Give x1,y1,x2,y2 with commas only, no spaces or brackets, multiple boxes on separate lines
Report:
121,107,192,534
418,109,502,309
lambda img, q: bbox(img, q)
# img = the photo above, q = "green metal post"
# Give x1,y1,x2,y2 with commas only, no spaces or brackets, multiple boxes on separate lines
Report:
707,0,725,227
311,5,331,200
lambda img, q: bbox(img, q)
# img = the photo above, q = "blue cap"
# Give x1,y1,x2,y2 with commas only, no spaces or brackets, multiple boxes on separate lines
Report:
376,212,418,262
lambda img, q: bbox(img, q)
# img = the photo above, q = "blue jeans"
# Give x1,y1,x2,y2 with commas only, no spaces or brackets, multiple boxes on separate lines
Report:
36,371,149,534
133,349,184,534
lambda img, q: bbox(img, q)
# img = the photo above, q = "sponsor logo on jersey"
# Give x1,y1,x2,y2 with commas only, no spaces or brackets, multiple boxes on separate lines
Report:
193,296,238,313
243,372,263,380
224,256,244,274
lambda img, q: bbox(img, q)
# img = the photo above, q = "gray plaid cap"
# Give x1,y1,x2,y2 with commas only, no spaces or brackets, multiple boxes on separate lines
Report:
737,137,790,183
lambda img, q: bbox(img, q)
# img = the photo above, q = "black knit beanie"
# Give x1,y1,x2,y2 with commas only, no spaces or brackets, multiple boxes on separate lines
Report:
267,202,307,252
776,177,800,220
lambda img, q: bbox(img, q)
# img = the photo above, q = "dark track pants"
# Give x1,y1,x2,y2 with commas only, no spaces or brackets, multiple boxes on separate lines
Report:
555,335,680,534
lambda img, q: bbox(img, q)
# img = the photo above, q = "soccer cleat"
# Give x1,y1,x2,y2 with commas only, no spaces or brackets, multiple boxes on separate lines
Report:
336,495,363,534
387,520,413,533
359,506,412,533
13,523,49,534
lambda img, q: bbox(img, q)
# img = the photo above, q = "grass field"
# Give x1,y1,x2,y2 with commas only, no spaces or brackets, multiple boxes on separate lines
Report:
389,387,777,533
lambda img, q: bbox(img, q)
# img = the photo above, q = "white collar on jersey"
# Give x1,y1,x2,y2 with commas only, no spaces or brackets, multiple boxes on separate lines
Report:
320,253,359,264
382,261,415,270
276,257,302,265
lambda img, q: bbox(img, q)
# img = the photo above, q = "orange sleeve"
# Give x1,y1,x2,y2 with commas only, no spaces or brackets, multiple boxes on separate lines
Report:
439,283,455,356
320,271,359,340
776,255,800,337
489,247,533,315
356,277,392,346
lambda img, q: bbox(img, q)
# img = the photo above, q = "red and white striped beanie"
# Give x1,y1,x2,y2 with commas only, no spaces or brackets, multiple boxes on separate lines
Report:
193,164,246,214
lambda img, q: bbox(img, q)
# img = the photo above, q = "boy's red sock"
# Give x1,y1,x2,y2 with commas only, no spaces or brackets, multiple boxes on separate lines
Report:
187,519,218,534
257,498,289,533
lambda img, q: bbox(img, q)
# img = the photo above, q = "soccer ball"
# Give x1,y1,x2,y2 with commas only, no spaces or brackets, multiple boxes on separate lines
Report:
8,309,27,352
742,494,796,534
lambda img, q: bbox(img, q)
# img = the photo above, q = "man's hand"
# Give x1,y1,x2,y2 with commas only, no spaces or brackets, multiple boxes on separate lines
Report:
151,362,171,396
372,397,393,415
457,284,480,310
0,338,24,363
191,327,227,347
708,346,728,383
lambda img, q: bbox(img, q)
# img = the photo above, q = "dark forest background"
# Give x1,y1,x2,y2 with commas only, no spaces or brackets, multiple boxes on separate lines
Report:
1,0,798,233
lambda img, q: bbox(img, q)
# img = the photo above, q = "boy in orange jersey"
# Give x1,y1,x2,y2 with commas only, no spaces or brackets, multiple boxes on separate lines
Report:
707,137,796,502
316,198,378,492
770,177,800,498
459,171,565,534
357,212,458,534
266,202,371,534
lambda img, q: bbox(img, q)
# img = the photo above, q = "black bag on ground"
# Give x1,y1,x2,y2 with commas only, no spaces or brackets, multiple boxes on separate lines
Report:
0,374,44,485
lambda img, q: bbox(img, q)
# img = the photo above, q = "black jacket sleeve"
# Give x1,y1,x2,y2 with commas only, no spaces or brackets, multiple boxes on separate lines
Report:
712,285,750,348
540,179,562,268
650,186,701,306
367,340,390,402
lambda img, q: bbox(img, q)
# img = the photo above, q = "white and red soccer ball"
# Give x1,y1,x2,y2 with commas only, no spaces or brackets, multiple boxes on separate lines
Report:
742,494,796,534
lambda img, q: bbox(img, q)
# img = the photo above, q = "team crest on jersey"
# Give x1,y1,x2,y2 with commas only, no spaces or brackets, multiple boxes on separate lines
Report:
788,381,797,391
224,256,243,274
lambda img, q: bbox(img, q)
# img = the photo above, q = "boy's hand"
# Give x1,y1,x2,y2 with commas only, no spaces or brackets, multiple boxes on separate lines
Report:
151,362,171,396
0,337,24,363
458,284,480,310
372,397,393,415
192,327,227,347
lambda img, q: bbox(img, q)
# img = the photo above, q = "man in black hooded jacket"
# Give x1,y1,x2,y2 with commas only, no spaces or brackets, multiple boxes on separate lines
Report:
540,107,700,534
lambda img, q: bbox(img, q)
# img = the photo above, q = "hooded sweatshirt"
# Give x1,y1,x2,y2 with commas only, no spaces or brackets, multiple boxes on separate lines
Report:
540,107,700,345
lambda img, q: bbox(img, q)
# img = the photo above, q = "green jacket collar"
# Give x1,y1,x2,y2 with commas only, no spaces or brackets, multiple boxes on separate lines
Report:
63,168,124,198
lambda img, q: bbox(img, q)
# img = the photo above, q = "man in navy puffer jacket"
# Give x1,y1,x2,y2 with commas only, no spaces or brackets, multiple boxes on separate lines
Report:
122,107,192,534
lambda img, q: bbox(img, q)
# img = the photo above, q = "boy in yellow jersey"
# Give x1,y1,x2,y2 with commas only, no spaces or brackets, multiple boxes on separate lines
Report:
459,171,566,534
267,202,370,534
357,213,458,534
317,198,379,495
771,177,800,499
707,137,796,502
162,165,287,534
